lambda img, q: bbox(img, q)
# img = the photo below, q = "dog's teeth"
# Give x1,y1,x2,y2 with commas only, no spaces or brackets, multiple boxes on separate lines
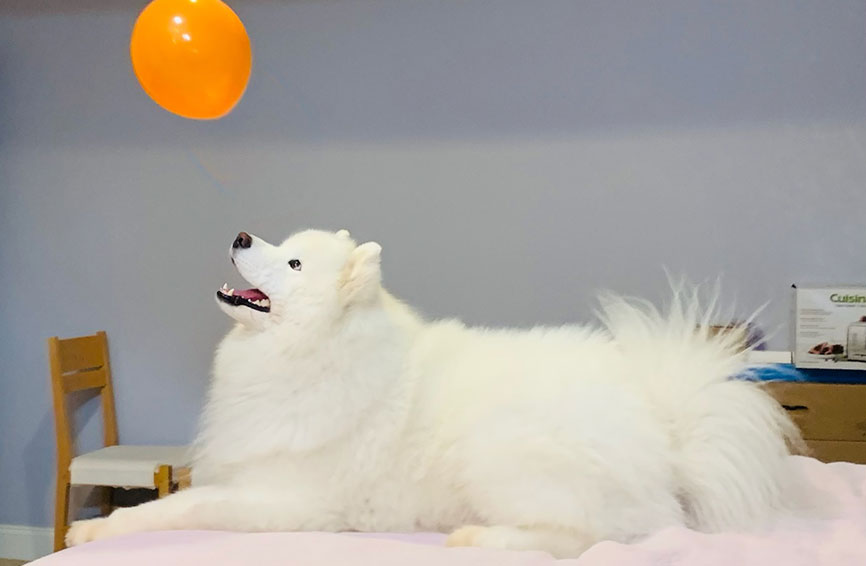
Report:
227,288,234,296
221,283,228,290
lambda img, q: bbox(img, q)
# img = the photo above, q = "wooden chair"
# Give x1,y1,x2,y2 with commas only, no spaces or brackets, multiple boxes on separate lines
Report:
48,331,191,551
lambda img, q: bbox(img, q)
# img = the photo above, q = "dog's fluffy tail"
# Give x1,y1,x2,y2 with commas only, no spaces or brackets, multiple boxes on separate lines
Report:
597,281,804,532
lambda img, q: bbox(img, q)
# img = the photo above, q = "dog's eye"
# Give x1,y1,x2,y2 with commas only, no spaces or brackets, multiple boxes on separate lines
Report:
288,259,302,271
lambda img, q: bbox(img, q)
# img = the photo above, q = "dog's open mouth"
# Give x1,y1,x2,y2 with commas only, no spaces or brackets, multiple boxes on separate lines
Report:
216,284,271,313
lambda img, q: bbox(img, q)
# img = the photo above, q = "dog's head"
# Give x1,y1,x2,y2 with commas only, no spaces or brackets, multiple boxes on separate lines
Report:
216,229,382,330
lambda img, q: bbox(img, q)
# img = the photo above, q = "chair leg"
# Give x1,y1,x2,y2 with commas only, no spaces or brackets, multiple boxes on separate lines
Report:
154,465,172,498
53,478,70,552
174,467,192,492
100,486,114,517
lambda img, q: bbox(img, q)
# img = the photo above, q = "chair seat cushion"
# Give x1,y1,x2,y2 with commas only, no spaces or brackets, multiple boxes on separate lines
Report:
70,445,190,488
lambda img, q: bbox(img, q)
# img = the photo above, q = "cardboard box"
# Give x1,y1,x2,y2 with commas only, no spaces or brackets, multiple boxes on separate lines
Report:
794,286,866,370
765,381,866,464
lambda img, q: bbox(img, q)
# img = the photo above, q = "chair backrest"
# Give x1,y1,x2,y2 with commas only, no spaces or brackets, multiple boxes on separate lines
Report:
48,331,119,471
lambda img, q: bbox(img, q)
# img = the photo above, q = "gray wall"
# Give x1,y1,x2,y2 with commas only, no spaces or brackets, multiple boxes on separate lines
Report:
1,0,865,527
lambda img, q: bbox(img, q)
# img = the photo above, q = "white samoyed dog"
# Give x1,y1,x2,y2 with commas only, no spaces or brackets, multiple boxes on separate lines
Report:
67,229,802,557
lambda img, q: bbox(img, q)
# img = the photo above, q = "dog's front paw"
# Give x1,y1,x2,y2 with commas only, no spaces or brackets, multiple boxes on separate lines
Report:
446,525,490,548
65,517,113,547
447,525,591,558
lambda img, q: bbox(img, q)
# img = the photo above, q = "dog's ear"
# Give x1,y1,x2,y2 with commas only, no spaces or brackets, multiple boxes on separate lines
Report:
339,242,382,305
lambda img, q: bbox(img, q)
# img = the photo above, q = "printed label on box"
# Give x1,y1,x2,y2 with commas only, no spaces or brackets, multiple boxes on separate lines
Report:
794,286,866,370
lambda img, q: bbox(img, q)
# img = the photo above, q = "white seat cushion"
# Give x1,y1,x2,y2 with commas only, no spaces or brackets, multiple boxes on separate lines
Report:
69,445,191,488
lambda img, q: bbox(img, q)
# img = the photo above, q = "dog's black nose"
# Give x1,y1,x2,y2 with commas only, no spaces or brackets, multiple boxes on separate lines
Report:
233,232,252,249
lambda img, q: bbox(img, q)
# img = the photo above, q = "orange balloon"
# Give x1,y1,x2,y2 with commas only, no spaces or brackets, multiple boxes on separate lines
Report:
130,0,252,120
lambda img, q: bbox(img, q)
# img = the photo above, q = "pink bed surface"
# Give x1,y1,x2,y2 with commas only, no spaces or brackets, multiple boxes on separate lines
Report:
33,456,866,566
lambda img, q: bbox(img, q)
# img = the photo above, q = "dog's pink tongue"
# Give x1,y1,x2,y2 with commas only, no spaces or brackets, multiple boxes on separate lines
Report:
234,288,268,301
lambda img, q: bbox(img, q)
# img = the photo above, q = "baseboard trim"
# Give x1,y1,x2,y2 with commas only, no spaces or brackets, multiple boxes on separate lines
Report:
0,524,54,561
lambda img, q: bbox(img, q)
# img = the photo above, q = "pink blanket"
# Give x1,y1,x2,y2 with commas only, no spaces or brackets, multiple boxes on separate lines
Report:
34,457,866,565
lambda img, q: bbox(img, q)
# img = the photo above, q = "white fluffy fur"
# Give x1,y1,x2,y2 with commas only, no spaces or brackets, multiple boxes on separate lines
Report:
67,229,802,558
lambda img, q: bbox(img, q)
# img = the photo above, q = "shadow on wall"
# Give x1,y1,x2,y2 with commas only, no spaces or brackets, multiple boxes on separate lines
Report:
23,389,104,526
23,414,55,526
0,42,9,148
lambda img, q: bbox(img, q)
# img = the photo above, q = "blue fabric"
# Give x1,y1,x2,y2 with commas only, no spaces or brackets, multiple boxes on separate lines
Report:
749,363,866,384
